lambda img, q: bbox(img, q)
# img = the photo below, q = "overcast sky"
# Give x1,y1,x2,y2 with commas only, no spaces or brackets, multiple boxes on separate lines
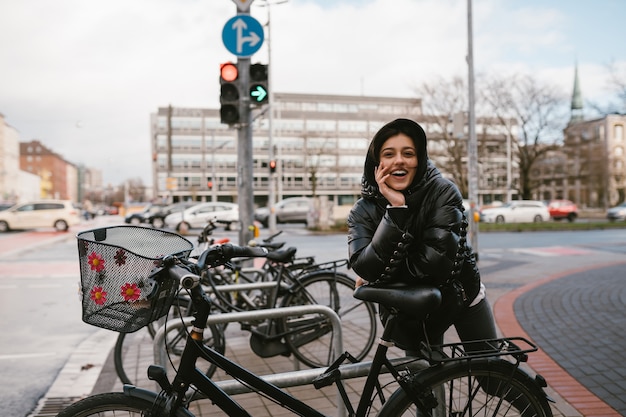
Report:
1,0,625,186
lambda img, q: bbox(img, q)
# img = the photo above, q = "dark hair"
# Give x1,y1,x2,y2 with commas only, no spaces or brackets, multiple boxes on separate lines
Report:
369,118,428,163
361,119,430,198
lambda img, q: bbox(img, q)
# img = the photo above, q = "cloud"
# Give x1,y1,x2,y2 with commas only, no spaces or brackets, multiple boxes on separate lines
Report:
1,0,624,186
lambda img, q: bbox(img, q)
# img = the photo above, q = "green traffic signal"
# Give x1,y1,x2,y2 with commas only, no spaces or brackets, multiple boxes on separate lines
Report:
249,63,268,106
250,85,268,103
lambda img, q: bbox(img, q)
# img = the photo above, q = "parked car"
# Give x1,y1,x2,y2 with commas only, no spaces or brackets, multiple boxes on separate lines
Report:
165,202,239,231
124,204,166,225
480,200,550,224
254,197,313,228
547,199,578,222
0,202,15,211
0,200,81,232
606,202,626,222
147,201,198,228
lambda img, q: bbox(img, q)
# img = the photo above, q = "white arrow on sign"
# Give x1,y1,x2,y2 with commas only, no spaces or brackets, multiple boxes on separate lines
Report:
231,18,262,54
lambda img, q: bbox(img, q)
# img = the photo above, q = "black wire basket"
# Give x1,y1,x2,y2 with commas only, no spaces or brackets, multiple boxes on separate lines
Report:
77,225,193,333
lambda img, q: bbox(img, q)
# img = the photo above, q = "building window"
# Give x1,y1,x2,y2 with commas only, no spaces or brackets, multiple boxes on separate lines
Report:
615,124,624,141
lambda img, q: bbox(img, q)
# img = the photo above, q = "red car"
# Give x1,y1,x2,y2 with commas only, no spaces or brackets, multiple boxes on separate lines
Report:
547,199,578,222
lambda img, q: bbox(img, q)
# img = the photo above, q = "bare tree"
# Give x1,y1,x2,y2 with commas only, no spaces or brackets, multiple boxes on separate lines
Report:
481,73,568,200
415,75,470,196
126,177,147,202
605,61,626,113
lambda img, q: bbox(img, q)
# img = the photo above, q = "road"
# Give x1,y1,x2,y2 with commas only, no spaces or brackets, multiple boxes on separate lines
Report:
0,222,104,417
1,218,624,417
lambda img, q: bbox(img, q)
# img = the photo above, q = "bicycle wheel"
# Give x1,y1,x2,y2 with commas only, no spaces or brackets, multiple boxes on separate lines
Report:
56,392,190,417
279,271,377,368
115,295,225,385
377,358,553,417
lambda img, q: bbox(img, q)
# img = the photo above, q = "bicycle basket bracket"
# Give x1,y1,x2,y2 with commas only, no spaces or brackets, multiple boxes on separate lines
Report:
77,225,194,333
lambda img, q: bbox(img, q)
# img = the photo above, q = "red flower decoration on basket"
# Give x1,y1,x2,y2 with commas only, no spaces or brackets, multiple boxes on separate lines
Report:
88,252,105,272
121,283,141,302
114,249,127,266
90,286,107,305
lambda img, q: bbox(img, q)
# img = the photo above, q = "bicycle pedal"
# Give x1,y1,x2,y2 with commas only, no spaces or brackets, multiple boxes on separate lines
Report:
312,368,340,389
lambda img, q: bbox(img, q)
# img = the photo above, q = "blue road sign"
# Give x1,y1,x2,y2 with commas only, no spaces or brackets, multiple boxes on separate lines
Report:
222,15,264,57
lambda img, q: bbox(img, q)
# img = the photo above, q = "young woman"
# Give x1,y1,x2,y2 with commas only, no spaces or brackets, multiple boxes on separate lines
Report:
347,118,496,351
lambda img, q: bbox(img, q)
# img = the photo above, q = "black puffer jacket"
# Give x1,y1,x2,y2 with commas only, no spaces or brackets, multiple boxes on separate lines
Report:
348,161,481,304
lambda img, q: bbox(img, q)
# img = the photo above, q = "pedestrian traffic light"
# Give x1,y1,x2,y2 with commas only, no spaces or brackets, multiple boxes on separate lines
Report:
269,159,277,174
249,63,269,106
220,62,240,125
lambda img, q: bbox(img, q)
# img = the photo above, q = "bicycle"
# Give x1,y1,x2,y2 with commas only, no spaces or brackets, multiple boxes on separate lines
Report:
64,225,553,417
110,225,377,383
181,220,377,368
113,222,295,385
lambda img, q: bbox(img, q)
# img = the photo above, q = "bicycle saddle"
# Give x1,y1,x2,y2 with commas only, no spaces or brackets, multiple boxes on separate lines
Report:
353,283,442,319
266,246,297,263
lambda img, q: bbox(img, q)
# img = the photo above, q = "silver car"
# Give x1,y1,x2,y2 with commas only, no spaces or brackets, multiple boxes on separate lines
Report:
254,197,312,228
164,202,239,231
607,202,626,222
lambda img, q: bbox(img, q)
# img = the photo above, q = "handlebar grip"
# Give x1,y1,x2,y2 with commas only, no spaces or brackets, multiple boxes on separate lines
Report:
166,264,200,289
197,243,268,269
221,243,268,259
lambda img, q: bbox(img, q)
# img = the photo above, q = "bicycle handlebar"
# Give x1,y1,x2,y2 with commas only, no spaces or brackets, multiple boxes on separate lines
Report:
196,243,268,270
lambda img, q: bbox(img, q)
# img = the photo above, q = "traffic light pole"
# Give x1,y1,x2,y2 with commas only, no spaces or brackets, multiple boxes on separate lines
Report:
237,56,255,246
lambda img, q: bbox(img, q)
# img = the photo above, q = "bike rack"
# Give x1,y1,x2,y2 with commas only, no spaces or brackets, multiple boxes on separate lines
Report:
153,304,344,376
153,305,427,417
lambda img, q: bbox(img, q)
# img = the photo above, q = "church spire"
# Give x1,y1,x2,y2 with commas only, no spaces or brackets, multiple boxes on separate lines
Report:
570,62,584,124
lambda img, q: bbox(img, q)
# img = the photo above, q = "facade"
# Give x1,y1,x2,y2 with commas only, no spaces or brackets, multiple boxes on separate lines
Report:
559,114,626,207
150,93,517,208
151,94,422,207
20,140,74,200
0,113,21,202
534,64,626,209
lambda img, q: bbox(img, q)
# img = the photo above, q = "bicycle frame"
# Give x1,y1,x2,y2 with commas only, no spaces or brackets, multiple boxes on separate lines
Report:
156,283,409,417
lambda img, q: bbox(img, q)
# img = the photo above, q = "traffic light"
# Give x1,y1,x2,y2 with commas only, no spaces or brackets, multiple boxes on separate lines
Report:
249,63,269,106
220,62,240,125
207,177,213,190
269,159,277,174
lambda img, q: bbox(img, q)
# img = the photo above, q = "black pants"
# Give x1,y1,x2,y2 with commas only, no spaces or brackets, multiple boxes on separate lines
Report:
405,298,497,356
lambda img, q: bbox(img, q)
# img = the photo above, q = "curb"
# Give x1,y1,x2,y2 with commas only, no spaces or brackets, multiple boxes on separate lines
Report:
28,329,116,417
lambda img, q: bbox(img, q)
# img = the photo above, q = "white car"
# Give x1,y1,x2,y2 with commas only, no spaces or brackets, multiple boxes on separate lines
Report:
0,200,81,232
164,202,239,231
480,200,550,224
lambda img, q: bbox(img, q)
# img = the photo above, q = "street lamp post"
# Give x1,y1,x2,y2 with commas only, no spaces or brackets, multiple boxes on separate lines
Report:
257,0,288,235
467,0,480,257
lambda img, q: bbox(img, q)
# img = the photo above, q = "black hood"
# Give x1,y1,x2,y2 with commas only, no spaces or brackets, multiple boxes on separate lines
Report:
360,118,429,200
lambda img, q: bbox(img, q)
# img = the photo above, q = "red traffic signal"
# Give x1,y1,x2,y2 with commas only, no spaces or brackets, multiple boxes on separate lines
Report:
220,62,238,82
220,62,240,125
269,160,277,174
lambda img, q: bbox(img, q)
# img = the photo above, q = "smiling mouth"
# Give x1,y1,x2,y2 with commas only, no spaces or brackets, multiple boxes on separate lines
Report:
391,170,407,177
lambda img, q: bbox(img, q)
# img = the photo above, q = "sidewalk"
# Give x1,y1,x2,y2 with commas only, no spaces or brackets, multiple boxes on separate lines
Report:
29,234,625,417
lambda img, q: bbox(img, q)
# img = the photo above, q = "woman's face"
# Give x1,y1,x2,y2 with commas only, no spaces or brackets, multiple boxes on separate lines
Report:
378,133,418,191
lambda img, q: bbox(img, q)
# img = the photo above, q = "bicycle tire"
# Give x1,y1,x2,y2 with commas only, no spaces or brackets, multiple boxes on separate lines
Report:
279,271,377,368
114,295,225,385
377,358,553,417
56,392,190,417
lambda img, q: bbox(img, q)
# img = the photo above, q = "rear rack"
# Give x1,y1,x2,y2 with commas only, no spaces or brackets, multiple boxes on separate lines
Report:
420,337,538,364
299,258,350,273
